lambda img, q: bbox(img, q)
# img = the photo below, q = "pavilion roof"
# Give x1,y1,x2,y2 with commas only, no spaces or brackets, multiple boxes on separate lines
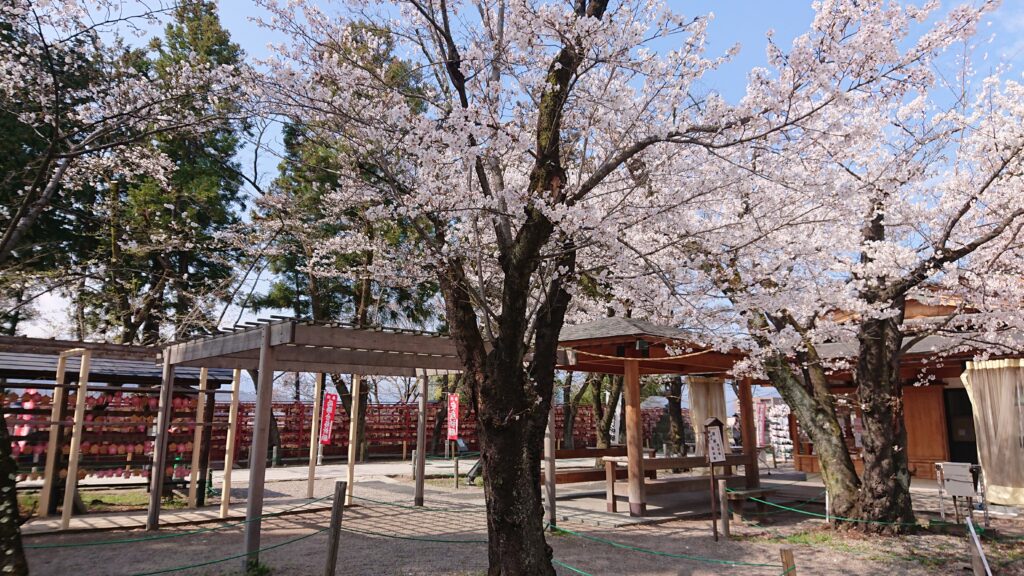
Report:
556,317,743,377
161,318,463,377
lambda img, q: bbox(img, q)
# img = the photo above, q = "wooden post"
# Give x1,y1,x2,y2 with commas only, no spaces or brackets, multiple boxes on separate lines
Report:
780,548,797,575
344,374,362,506
414,372,427,507
60,351,91,529
40,352,72,516
454,456,460,489
605,461,617,512
739,378,759,488
196,389,216,507
323,480,347,576
308,373,325,499
710,459,718,541
220,368,242,518
244,327,276,570
146,355,174,531
718,478,730,539
623,359,646,517
188,367,209,508
544,399,557,528
402,440,407,461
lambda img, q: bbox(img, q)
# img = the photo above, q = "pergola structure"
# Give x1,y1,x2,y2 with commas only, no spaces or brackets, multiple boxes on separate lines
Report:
555,316,760,517
151,319,463,567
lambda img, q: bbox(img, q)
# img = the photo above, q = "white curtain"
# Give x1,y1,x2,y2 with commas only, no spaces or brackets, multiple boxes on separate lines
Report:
688,376,731,457
961,359,1024,506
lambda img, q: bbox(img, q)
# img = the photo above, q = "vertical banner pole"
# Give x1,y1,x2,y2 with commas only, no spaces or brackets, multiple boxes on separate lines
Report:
414,372,427,506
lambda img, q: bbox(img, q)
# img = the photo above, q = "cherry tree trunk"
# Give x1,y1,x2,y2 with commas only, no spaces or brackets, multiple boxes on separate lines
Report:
763,354,861,518
666,376,685,455
854,315,915,532
477,381,554,575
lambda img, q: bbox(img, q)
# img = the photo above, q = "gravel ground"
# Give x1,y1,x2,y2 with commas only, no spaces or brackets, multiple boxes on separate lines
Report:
23,477,1024,576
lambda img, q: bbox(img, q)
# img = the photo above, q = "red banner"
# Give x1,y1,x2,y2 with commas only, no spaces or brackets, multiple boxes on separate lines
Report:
320,393,338,445
447,394,460,440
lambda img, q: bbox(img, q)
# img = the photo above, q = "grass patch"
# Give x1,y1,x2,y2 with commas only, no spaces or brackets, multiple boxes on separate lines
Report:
17,489,188,515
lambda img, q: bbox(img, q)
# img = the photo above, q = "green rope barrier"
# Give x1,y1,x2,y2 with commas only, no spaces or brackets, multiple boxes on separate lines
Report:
732,493,921,527
553,558,595,575
552,527,783,568
130,526,331,576
25,493,335,549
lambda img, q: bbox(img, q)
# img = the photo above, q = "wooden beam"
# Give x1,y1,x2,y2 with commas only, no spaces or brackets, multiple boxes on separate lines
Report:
414,372,427,506
187,367,209,507
223,346,463,372
307,373,324,499
291,324,457,356
0,335,155,361
60,351,91,529
166,322,293,366
623,359,646,516
39,353,68,516
174,356,420,377
220,369,242,518
739,378,759,488
146,356,174,530
344,374,362,506
244,327,276,569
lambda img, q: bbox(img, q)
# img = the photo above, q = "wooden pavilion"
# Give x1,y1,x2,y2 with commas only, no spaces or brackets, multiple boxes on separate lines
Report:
555,317,760,517
151,319,463,568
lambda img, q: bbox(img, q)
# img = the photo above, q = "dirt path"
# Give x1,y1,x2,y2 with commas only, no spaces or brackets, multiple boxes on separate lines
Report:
23,479,1024,576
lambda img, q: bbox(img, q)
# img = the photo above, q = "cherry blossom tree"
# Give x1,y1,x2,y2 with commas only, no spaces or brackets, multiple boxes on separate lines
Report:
0,0,247,271
620,2,1021,531
254,0,1002,570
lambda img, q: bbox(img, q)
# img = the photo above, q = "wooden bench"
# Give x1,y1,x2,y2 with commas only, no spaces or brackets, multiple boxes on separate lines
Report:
725,487,777,522
541,447,655,486
603,455,749,513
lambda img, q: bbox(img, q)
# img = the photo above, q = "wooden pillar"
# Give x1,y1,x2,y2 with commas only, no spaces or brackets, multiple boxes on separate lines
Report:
307,373,324,499
623,359,646,516
544,399,557,528
40,352,72,516
196,389,216,507
244,327,276,569
220,368,242,518
146,355,174,531
739,378,759,488
344,374,362,506
188,367,209,508
414,372,427,506
60,351,91,529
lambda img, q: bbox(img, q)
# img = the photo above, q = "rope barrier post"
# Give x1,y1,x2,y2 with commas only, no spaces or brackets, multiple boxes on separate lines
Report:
454,455,460,489
324,481,347,576
718,479,730,540
61,350,91,530
780,547,796,575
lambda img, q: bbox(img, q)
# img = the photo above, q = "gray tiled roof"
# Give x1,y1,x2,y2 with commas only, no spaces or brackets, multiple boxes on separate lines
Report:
0,352,234,386
559,317,689,343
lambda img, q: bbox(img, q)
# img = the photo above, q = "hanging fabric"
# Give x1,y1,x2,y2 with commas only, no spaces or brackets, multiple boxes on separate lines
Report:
961,359,1024,506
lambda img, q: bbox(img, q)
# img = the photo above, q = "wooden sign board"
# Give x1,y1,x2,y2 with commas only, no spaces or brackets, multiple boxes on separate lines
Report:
706,424,727,464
